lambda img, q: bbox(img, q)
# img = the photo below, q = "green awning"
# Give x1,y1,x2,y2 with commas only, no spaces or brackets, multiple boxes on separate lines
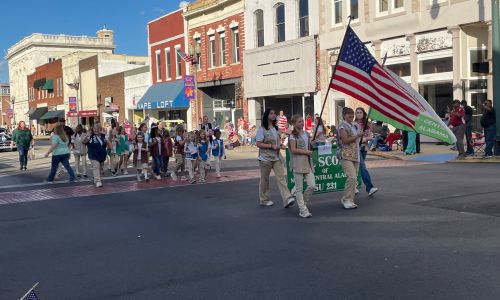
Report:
42,79,54,90
40,110,64,120
29,107,48,120
34,78,46,89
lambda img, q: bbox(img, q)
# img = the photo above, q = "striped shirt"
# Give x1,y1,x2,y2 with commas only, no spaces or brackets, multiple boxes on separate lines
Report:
278,116,288,132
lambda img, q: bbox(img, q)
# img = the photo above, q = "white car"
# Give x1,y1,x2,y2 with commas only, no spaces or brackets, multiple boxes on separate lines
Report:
0,128,16,151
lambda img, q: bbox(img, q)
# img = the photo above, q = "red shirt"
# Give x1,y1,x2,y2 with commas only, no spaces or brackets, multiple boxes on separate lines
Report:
449,107,465,127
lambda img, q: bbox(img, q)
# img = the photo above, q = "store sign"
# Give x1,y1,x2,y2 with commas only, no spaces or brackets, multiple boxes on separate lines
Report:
137,100,174,110
184,75,195,101
78,110,98,117
67,112,78,117
68,97,77,112
7,108,13,118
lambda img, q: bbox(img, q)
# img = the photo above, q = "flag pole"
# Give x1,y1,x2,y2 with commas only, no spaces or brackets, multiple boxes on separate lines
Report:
19,282,39,300
313,16,353,141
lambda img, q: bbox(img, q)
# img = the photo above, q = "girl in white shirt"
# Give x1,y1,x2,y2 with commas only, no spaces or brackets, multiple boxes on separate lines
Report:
184,132,198,184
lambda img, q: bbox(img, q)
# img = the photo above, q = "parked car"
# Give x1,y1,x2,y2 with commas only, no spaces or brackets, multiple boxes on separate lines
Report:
0,128,16,151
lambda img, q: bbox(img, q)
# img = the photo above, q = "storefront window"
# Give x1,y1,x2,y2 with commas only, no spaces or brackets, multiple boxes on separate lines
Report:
419,57,453,75
470,49,488,76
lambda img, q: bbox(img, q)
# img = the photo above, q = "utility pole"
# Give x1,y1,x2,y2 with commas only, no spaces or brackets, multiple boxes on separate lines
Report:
493,0,500,154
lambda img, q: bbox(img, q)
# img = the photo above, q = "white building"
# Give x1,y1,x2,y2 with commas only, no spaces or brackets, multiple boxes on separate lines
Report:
5,29,115,124
244,0,320,126
319,0,492,132
124,66,151,124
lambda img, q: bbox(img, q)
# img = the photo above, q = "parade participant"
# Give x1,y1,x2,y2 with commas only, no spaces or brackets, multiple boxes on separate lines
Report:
44,124,76,183
198,130,211,183
355,107,378,197
288,115,314,218
107,129,120,176
162,130,176,180
173,124,186,179
337,107,364,209
312,117,327,146
72,124,88,178
139,123,150,145
184,132,198,184
117,127,129,175
212,129,225,178
11,121,33,171
84,124,108,187
150,127,164,180
133,132,149,182
256,108,295,207
449,99,466,159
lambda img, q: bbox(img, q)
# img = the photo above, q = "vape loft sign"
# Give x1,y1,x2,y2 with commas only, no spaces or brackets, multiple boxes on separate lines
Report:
136,100,174,110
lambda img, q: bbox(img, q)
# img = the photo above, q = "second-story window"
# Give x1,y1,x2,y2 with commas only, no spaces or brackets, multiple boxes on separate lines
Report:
156,51,162,81
195,38,202,71
232,28,240,63
299,0,309,37
394,0,404,9
219,33,226,66
350,0,359,20
209,36,216,68
165,48,172,80
378,0,389,13
255,10,264,47
175,46,182,78
333,0,342,24
275,3,286,43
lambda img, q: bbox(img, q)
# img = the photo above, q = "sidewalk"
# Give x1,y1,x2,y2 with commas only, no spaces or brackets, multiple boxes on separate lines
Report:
369,143,500,163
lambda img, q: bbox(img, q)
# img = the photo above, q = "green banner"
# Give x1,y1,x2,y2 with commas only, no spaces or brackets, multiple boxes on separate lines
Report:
286,144,361,194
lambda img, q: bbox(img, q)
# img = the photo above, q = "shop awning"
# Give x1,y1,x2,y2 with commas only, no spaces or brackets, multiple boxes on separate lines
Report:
26,108,36,115
29,107,48,120
42,79,54,90
137,80,189,110
40,110,64,120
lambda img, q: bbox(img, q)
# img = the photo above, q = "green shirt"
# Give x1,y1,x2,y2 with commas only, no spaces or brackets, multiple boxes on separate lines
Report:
12,129,33,148
51,135,70,156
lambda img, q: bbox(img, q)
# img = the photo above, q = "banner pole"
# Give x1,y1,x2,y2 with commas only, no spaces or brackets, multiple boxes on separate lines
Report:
313,17,353,141
19,282,39,300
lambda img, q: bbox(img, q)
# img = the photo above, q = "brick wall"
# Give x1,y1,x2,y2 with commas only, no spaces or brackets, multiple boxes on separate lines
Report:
27,59,63,109
98,72,125,123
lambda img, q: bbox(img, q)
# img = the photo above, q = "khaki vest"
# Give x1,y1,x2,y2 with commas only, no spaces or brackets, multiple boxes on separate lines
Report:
258,128,281,161
291,132,313,174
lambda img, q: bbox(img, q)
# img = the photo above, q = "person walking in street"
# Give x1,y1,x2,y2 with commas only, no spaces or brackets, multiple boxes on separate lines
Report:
72,124,88,178
44,124,76,183
256,108,295,208
117,127,129,175
162,130,176,180
11,121,34,171
184,132,198,184
288,114,314,218
449,100,466,159
150,127,164,180
337,107,364,209
212,129,224,178
355,107,378,197
462,100,474,156
84,124,108,187
133,132,150,182
173,124,186,179
480,100,496,158
197,130,211,183
107,129,120,176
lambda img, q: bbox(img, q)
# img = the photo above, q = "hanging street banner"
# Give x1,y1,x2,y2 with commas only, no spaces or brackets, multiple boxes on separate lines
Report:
184,75,195,101
329,26,456,145
68,97,77,112
286,144,360,195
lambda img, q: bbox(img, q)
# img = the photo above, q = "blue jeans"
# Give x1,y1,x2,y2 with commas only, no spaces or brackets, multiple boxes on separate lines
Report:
161,156,170,173
47,154,75,182
484,125,496,156
17,145,29,168
359,148,374,192
152,156,162,175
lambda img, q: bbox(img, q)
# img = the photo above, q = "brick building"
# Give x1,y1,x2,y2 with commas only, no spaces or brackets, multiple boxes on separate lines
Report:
0,84,12,127
26,59,64,133
184,0,246,129
140,9,190,130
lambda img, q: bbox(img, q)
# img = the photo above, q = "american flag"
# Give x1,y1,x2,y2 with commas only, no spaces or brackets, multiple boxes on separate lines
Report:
21,289,39,300
66,82,80,90
176,49,196,63
330,26,425,130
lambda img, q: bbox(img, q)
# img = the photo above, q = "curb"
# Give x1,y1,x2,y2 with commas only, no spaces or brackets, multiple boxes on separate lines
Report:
448,157,500,163
367,151,403,160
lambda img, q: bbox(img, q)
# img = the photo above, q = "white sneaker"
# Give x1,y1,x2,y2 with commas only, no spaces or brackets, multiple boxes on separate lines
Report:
368,187,379,196
155,175,161,180
95,182,103,188
341,199,358,209
199,179,206,183
299,210,312,218
171,173,178,181
285,197,295,208
123,170,128,175
355,188,360,195
260,200,274,207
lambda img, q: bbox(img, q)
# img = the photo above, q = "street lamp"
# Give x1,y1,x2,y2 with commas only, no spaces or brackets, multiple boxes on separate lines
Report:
189,43,201,129
11,97,15,126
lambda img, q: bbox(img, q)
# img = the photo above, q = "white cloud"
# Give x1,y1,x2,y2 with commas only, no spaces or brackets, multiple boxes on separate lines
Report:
179,1,190,8
139,10,146,16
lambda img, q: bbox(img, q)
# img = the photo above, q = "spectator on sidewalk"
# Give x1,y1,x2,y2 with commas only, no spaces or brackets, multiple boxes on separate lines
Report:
462,100,474,155
449,100,466,159
277,111,288,133
11,121,34,171
480,100,496,158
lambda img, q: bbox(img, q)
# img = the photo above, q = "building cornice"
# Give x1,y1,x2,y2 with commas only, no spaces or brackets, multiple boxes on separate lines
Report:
184,0,240,19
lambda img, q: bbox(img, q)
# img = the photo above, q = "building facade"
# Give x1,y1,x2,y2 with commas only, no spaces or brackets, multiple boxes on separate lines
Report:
79,53,148,126
244,0,320,126
0,84,11,127
318,0,492,133
5,29,115,124
185,0,246,129
124,66,151,125
141,9,191,129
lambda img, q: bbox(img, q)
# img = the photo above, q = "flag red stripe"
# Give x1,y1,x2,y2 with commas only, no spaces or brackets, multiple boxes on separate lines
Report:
336,64,420,118
331,80,415,129
370,75,421,116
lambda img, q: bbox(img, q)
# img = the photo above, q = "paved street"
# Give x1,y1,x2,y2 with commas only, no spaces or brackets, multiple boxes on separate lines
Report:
1,150,500,299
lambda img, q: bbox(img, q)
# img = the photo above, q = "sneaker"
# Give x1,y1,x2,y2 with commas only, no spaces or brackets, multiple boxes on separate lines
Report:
83,174,88,178
482,155,493,159
299,210,312,218
260,200,274,207
368,187,379,197
199,179,206,183
355,188,360,195
145,177,150,182
95,182,103,188
155,175,161,180
285,197,295,208
189,178,197,184
171,173,178,181
77,174,82,177
123,170,128,175
341,199,358,209
137,175,142,182
45,180,54,184
216,174,221,178
111,171,117,177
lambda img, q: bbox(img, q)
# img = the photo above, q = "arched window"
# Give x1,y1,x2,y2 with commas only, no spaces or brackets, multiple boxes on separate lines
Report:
275,3,285,43
298,0,309,37
255,10,264,47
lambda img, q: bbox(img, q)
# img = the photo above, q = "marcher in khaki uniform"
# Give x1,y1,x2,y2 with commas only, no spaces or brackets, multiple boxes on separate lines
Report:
72,125,88,177
255,108,295,208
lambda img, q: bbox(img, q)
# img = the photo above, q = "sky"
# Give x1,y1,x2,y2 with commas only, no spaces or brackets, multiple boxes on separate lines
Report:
0,0,190,84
